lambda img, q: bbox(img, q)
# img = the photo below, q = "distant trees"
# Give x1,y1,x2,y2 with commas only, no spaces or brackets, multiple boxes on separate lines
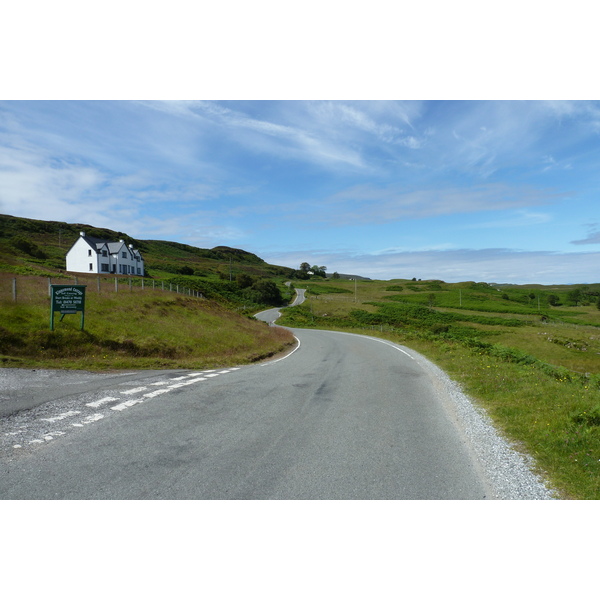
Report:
295,262,327,279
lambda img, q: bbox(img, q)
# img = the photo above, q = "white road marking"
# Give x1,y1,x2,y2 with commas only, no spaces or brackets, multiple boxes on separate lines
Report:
111,399,144,411
261,336,301,366
122,386,148,395
86,396,118,408
82,414,104,424
143,388,171,398
329,330,415,359
9,369,240,452
41,410,81,422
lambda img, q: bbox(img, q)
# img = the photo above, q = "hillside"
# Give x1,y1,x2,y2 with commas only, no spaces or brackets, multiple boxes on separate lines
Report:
0,213,299,369
0,213,295,280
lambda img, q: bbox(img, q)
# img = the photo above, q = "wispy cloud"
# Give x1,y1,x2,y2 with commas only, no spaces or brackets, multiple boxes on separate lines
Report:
262,247,600,285
571,224,600,245
314,183,562,225
465,210,553,230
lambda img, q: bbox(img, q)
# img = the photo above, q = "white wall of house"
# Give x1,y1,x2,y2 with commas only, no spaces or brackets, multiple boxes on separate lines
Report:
66,236,99,273
66,233,145,276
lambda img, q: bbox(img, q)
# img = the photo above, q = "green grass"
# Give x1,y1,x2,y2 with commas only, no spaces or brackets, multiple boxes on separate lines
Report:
282,278,600,499
0,286,295,370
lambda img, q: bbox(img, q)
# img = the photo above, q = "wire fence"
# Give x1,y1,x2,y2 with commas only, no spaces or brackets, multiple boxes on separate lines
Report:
0,273,204,304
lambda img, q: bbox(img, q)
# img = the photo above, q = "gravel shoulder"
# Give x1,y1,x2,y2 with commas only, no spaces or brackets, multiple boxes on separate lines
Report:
405,345,558,499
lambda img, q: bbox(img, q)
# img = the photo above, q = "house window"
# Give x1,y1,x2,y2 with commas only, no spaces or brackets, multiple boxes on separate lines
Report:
88,249,92,256
122,252,127,258
102,250,107,257
89,263,93,271
101,264,109,272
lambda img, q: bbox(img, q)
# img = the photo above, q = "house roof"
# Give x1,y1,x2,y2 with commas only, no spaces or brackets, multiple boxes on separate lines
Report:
77,234,142,258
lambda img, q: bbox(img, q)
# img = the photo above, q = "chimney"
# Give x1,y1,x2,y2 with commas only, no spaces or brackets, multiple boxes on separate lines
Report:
80,231,85,237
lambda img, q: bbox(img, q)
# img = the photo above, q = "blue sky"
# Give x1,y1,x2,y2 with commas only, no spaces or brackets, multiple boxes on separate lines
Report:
2,100,600,284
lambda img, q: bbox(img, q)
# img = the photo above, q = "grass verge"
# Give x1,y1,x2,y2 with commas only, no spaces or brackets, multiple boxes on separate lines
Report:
0,291,295,370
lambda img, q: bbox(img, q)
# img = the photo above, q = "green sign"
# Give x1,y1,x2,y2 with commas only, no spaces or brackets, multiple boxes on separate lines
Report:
50,285,86,330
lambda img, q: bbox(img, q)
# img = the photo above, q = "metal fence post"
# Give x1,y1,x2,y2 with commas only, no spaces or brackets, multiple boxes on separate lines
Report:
12,278,17,302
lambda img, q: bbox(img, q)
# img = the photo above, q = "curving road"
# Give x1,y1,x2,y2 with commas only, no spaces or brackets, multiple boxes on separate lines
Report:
0,289,551,499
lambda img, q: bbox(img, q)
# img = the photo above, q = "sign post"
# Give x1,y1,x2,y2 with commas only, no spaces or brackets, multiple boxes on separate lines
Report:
50,285,87,331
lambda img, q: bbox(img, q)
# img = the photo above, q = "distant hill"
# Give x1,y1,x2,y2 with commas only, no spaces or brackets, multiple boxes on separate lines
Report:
0,213,295,280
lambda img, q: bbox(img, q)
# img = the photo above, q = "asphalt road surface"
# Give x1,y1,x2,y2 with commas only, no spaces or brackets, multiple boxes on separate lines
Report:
0,290,552,499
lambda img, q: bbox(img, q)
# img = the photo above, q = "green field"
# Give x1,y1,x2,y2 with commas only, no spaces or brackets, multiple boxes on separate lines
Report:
278,278,600,499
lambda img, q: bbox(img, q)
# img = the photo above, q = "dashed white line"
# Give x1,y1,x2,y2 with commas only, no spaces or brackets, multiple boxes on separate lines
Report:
82,414,104,424
9,369,243,451
41,410,81,423
143,388,171,399
122,386,148,395
111,399,144,412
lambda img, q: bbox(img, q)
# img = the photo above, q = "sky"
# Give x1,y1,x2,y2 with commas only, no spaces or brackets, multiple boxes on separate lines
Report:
1,2,599,285
2,99,600,284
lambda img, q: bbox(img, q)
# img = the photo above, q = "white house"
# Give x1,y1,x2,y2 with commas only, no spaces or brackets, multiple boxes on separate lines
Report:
66,232,145,276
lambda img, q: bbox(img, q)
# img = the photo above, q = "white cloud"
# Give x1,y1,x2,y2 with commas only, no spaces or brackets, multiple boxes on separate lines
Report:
261,247,600,285
465,210,552,230
317,183,561,225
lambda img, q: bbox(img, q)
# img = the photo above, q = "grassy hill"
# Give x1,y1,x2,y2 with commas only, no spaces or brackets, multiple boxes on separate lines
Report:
0,213,294,281
0,213,297,370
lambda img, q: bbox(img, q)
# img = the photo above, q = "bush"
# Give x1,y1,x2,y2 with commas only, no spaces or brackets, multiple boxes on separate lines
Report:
10,236,48,259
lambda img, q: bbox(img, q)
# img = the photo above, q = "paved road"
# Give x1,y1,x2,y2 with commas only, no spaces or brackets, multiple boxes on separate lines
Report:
0,319,499,499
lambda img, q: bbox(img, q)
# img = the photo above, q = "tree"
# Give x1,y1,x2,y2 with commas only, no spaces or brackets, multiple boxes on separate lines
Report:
236,273,254,288
332,272,340,279
567,288,582,306
248,280,283,305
